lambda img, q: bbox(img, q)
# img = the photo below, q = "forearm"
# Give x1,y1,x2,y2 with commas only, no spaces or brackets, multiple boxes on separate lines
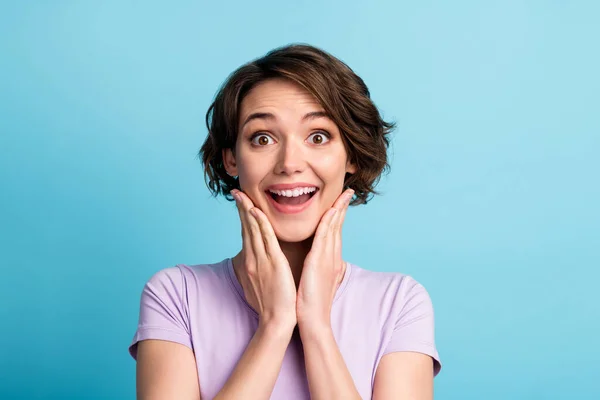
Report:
214,321,294,400
299,324,362,400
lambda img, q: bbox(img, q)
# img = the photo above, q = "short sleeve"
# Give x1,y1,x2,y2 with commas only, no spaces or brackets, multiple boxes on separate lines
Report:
383,277,442,376
128,266,192,360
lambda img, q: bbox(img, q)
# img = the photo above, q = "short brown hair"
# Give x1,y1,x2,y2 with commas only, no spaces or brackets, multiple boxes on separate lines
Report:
199,43,395,205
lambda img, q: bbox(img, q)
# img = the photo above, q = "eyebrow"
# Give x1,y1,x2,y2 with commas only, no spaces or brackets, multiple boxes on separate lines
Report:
241,111,331,129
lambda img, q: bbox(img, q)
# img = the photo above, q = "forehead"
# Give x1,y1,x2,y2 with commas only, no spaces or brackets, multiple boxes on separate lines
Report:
240,78,323,116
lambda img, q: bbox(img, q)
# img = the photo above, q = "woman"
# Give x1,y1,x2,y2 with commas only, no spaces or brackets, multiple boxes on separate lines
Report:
128,44,442,399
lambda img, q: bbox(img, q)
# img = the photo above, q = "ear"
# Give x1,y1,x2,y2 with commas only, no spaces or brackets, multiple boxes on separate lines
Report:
345,159,357,174
222,148,238,177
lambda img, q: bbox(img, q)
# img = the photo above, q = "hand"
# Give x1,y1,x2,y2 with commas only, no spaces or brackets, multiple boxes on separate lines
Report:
296,188,354,329
231,189,297,330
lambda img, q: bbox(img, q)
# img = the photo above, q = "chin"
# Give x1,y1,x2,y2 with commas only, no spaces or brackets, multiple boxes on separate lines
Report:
272,223,316,243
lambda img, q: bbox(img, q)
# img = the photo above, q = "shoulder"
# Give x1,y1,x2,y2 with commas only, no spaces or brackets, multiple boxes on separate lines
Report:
345,263,436,323
138,258,234,311
347,264,441,376
347,262,429,299
143,258,230,290
129,258,233,358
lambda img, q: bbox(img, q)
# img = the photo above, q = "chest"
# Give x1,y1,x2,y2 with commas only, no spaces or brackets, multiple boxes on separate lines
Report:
191,312,381,400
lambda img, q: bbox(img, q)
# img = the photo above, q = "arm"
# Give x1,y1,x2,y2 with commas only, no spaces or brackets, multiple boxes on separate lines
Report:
132,267,201,400
296,190,361,399
213,320,294,400
300,330,435,400
213,191,299,398
136,319,294,400
299,325,361,400
134,191,299,399
136,339,201,400
372,352,434,400
372,278,441,399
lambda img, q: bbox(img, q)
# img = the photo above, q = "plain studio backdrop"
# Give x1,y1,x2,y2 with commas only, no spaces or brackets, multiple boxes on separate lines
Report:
1,1,598,399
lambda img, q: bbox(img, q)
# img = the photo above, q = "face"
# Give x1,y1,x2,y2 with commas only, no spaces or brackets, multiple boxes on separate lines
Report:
223,78,356,242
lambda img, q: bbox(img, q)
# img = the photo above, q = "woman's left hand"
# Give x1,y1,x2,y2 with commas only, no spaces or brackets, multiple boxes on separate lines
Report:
297,188,354,330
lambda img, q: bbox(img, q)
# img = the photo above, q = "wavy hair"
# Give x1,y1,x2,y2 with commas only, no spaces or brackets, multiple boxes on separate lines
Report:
199,43,395,205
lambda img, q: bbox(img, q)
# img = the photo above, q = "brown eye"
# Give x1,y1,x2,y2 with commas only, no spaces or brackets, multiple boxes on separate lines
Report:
307,132,330,145
251,134,274,146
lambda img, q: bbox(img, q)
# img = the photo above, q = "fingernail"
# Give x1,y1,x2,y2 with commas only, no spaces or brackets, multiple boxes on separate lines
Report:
231,190,240,202
249,208,258,218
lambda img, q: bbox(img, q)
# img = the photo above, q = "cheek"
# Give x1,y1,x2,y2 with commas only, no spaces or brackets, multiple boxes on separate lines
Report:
315,152,348,183
236,157,276,208
237,154,268,183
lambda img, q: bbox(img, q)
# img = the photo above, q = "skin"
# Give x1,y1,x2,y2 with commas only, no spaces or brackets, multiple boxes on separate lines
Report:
135,77,434,400
222,78,434,399
223,77,362,399
223,77,356,286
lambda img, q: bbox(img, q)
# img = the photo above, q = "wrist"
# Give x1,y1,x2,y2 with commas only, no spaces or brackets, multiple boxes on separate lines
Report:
298,319,333,341
258,314,296,336
297,309,330,331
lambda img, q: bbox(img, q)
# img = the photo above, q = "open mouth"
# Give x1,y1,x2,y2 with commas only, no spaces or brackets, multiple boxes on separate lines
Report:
266,187,319,206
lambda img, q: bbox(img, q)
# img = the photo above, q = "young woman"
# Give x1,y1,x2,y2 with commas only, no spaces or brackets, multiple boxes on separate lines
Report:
129,44,442,400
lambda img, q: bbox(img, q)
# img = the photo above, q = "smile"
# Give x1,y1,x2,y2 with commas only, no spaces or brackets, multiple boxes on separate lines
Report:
264,184,319,214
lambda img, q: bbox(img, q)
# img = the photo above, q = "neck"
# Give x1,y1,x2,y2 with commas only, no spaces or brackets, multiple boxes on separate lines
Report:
232,236,314,288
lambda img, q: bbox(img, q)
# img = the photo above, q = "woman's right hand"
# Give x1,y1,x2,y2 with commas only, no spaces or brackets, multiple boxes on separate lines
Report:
231,189,297,330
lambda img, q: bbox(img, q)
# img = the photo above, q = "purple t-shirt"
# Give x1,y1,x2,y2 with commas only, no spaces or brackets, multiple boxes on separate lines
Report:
129,258,441,399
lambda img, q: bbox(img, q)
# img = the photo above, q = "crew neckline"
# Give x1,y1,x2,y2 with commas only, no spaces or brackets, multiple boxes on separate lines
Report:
225,257,353,318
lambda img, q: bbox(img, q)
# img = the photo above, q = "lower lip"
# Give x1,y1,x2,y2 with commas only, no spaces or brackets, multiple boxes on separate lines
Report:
265,191,318,214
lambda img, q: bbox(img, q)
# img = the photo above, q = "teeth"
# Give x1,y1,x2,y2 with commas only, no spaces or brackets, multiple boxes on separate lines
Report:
269,187,317,197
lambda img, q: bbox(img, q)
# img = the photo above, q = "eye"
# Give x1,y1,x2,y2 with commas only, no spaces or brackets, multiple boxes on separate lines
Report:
250,133,274,146
307,131,330,145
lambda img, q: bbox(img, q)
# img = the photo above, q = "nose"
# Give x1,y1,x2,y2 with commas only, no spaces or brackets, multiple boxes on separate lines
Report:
274,138,306,176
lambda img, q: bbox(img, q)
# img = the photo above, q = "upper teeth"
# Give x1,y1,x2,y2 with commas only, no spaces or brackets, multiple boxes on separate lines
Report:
269,187,317,197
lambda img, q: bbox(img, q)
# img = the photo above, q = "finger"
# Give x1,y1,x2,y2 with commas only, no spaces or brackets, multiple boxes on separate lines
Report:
335,190,353,274
331,188,353,211
333,209,343,263
250,207,283,260
325,209,339,262
328,191,351,258
234,189,256,210
311,208,337,254
325,189,351,237
231,190,249,236
335,189,354,232
232,190,254,260
321,189,351,241
235,191,267,258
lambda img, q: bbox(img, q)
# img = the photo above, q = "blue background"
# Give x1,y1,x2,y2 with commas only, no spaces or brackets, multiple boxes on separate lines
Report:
1,1,598,399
